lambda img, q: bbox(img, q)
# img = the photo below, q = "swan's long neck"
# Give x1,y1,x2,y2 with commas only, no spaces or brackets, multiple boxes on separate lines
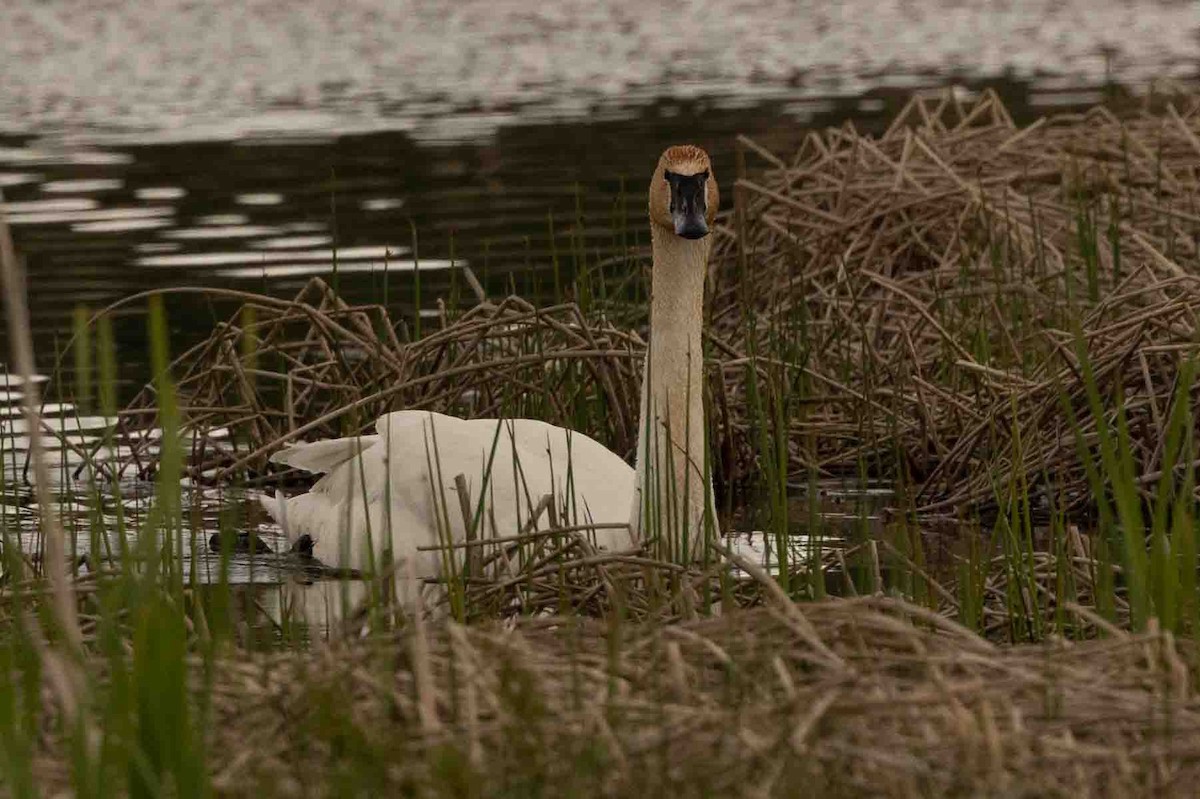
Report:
630,225,716,560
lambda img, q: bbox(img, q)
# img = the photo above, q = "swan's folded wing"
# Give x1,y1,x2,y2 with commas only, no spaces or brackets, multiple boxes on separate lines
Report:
373,409,456,439
269,436,381,475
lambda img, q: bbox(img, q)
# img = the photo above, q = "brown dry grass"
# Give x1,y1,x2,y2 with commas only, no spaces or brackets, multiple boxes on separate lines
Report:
46,599,1200,798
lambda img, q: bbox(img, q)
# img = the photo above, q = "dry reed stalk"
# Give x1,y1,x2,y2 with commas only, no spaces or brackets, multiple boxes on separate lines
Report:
0,191,86,723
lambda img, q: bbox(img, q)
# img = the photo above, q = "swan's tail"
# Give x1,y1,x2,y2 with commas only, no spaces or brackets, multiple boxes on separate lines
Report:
259,490,292,538
269,436,379,475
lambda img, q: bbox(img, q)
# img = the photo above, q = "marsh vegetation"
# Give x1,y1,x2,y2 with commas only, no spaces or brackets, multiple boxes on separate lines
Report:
7,89,1200,796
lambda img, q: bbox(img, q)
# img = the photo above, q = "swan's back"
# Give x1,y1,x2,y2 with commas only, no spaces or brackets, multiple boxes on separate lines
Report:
265,411,635,593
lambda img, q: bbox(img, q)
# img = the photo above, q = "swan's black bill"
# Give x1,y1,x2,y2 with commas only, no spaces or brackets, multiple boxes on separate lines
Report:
665,169,710,240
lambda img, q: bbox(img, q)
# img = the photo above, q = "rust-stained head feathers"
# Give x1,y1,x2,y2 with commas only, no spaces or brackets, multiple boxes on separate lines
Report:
649,145,719,239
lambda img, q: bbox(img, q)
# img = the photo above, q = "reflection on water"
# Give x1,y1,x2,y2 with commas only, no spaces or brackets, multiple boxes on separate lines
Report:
2,0,1196,139
6,76,1194,393
0,376,291,585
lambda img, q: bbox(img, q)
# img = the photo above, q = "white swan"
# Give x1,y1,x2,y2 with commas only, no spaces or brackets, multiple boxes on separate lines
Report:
261,145,720,614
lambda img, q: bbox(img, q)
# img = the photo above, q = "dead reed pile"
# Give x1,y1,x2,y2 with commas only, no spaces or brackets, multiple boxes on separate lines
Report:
711,88,1200,515
103,601,1200,796
113,280,645,482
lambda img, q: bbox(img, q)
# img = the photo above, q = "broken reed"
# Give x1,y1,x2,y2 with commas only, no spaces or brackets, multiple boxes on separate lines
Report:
3,319,1196,797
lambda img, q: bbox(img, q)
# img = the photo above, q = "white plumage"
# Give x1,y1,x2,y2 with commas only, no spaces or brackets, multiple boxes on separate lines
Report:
263,410,635,608
260,145,720,618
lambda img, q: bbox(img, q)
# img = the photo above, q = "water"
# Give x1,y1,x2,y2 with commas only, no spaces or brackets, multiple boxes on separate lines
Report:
0,79,1167,386
0,387,293,584
0,0,1196,581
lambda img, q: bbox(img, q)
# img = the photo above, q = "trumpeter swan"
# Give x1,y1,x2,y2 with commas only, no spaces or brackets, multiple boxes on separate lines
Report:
261,145,720,614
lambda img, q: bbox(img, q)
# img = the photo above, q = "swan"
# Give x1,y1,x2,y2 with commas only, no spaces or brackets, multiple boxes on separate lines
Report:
261,145,720,614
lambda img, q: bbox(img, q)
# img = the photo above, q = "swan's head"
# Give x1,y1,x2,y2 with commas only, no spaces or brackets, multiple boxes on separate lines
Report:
650,145,719,241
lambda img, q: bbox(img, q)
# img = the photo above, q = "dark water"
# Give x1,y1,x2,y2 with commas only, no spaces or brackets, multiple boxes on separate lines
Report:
1,77,1165,387
4,95,837,379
